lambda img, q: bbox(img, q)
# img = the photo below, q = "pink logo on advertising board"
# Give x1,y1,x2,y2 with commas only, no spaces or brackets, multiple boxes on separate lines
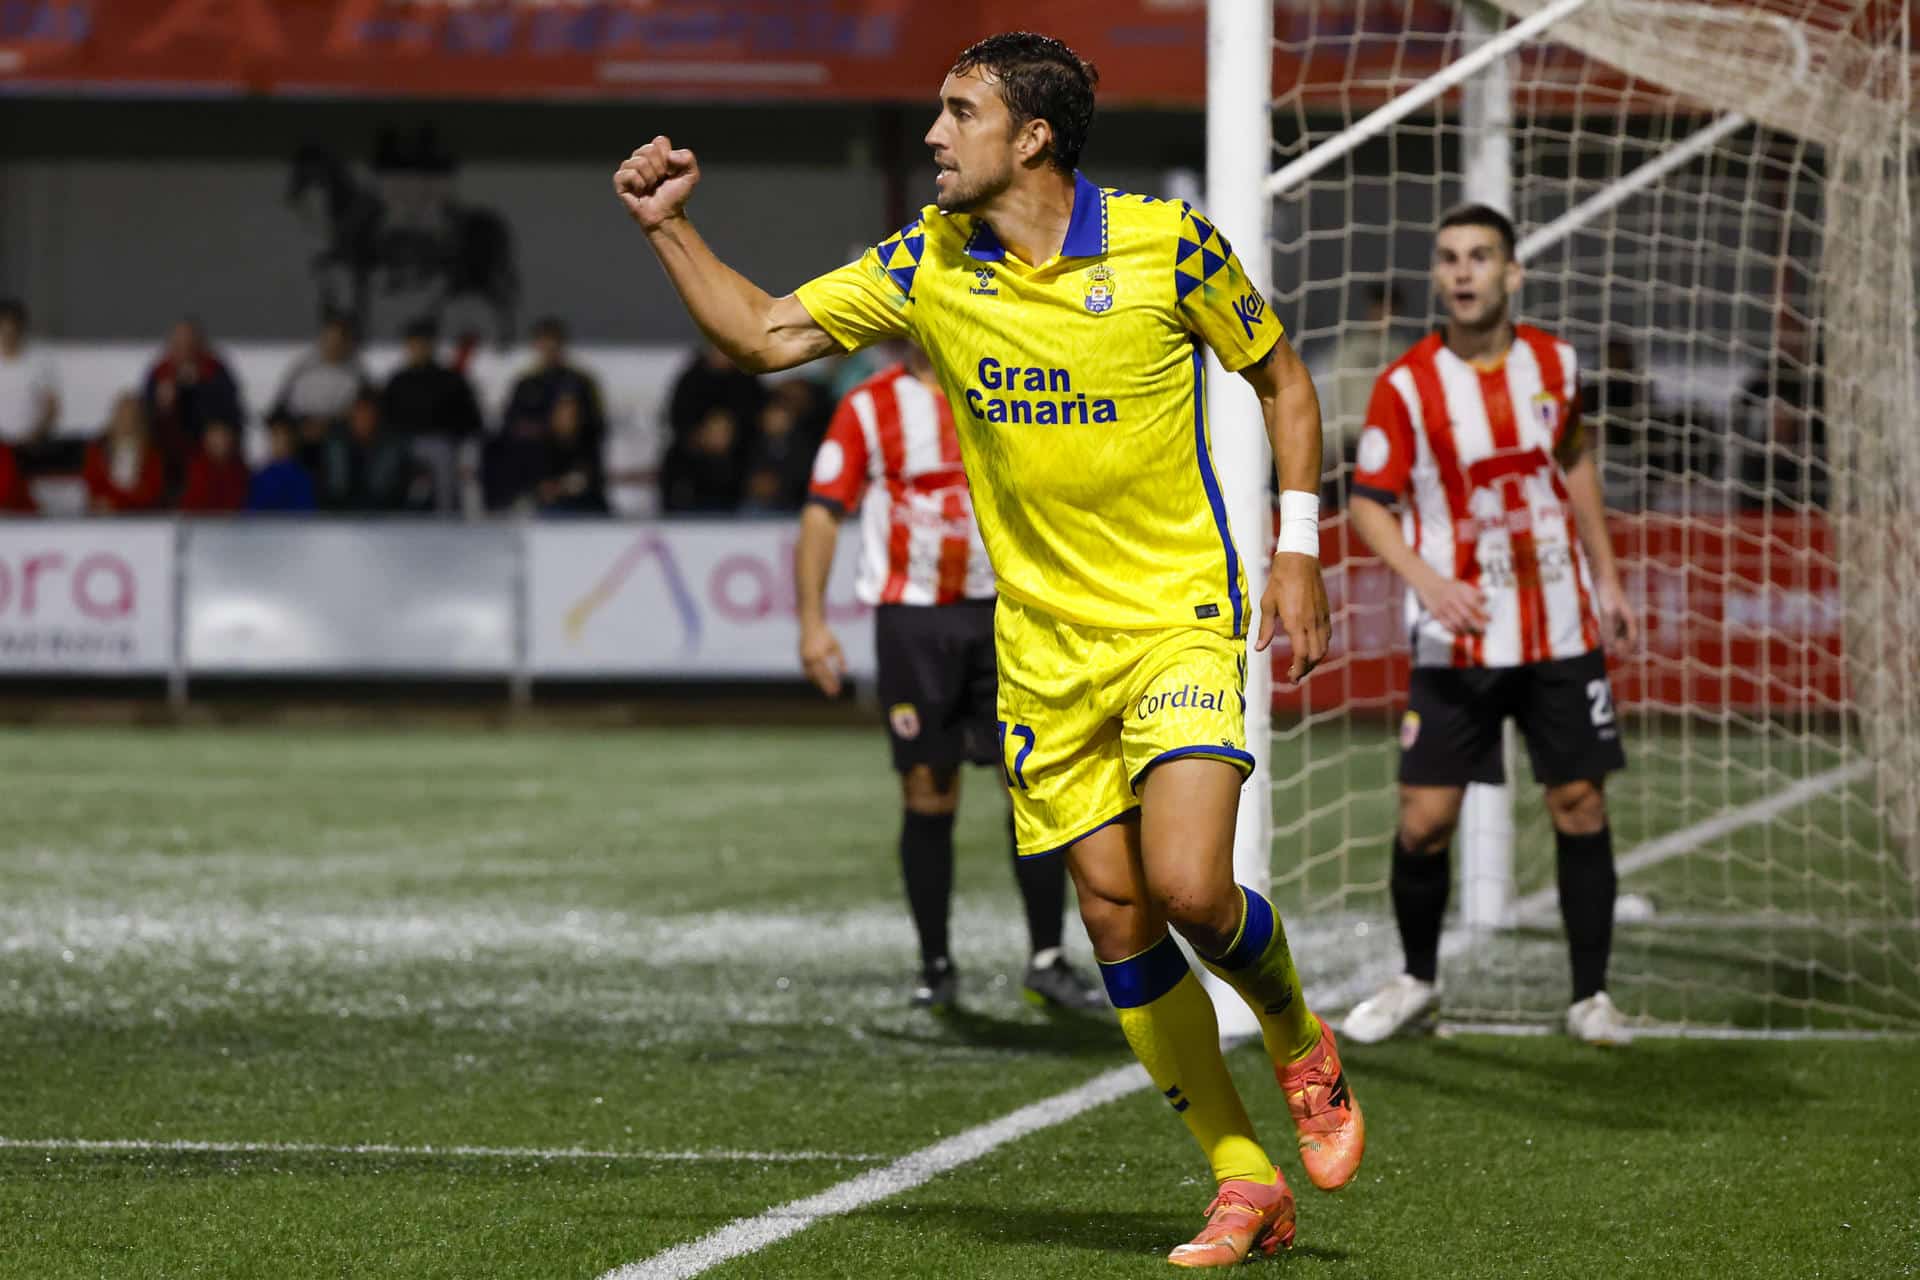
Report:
0,551,136,619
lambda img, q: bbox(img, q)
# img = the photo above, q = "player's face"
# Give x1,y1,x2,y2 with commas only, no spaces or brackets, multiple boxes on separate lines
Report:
926,70,1018,212
1433,225,1522,331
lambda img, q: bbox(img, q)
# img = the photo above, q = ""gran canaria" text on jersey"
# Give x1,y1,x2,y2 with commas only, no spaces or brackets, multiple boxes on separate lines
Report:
964,357,1119,425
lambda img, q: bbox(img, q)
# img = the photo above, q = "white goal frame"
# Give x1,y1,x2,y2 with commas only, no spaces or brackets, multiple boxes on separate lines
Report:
1204,0,1859,1010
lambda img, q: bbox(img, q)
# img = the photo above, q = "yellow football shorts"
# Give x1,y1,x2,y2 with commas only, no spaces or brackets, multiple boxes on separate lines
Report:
993,593,1254,857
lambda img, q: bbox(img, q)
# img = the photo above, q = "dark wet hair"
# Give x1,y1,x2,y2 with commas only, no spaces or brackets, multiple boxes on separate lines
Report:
950,32,1099,173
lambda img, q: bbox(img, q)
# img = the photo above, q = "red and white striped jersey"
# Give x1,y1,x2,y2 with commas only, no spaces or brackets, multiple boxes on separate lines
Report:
806,364,995,607
1353,326,1601,669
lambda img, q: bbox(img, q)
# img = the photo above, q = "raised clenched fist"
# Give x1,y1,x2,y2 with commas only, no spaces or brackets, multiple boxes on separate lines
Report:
612,135,702,231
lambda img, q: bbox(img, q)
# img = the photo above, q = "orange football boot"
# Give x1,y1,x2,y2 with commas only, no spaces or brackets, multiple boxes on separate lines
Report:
1166,1168,1296,1268
1277,1022,1365,1191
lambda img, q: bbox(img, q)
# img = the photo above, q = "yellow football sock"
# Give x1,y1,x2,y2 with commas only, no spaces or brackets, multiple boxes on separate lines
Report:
1100,932,1275,1186
1197,885,1323,1064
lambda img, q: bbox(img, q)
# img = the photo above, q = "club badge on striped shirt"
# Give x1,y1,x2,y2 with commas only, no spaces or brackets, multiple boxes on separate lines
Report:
1531,390,1562,432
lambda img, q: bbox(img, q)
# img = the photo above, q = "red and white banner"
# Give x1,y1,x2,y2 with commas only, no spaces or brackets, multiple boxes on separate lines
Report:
0,0,1470,106
1273,513,1847,714
527,522,872,678
0,521,176,673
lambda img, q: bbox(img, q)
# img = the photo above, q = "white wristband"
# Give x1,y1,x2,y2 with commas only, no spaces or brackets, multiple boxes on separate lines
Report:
1275,490,1320,559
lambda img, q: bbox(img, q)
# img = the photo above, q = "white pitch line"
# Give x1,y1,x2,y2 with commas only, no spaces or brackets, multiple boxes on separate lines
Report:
601,1062,1151,1280
1314,760,1872,1012
1435,1020,1917,1041
0,1137,882,1164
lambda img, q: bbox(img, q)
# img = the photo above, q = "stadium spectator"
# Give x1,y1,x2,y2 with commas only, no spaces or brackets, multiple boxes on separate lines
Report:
1316,284,1405,499
0,299,60,457
740,380,828,514
83,393,167,514
502,316,607,444
179,420,252,514
270,313,370,434
318,392,414,512
531,392,609,516
667,341,764,446
1734,317,1827,510
658,408,745,513
382,315,483,513
143,316,245,464
245,416,318,513
0,443,38,514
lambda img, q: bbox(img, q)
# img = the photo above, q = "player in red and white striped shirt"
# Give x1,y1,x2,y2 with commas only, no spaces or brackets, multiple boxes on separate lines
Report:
794,344,1099,1013
1344,205,1640,1047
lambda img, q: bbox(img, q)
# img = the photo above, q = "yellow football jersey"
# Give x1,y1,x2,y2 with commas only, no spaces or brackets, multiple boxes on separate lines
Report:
794,173,1283,636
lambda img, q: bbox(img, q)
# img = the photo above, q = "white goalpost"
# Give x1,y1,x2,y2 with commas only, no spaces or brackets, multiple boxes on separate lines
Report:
1209,0,1919,1032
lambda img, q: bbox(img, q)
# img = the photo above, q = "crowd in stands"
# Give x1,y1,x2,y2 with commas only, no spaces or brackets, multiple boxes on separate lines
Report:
0,302,629,519
0,288,1828,521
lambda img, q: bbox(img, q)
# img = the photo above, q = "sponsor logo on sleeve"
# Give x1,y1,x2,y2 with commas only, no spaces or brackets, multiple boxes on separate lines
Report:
1357,426,1391,476
1231,287,1267,339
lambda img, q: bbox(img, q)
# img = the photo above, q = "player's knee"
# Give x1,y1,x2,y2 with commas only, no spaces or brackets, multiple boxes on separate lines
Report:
900,765,960,815
1396,800,1459,855
1545,780,1607,835
1155,876,1241,956
1075,884,1155,961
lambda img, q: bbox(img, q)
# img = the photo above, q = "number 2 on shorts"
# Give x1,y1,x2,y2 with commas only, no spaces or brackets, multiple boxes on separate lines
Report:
998,721,1036,790
1586,679,1616,727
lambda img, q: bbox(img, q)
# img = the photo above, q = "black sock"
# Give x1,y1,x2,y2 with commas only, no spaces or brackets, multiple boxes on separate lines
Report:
1008,814,1065,958
1556,827,1617,1002
899,810,955,969
1391,840,1450,983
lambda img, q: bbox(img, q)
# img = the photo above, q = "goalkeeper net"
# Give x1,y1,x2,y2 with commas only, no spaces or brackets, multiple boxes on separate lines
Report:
1259,0,1918,1031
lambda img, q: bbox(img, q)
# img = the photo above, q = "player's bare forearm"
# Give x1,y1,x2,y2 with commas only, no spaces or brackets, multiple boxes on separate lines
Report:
794,502,847,696
1241,336,1322,496
1244,337,1331,678
614,136,838,373
1349,495,1427,582
1563,452,1637,647
1563,453,1618,582
794,503,840,632
644,218,838,373
1353,494,1488,635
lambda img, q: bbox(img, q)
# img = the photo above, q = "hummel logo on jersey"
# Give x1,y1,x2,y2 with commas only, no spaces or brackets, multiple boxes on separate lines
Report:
1232,288,1267,339
970,266,999,297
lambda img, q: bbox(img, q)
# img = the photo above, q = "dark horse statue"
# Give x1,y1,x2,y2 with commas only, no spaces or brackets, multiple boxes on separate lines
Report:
288,142,519,344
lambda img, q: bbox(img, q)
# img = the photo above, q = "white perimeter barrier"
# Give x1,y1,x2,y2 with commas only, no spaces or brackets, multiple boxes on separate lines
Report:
0,519,874,688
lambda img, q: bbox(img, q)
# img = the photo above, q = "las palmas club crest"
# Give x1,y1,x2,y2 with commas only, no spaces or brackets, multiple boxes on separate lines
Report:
1084,263,1116,314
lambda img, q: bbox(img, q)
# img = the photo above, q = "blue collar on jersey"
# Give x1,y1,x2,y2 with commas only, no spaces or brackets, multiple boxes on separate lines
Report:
963,171,1108,263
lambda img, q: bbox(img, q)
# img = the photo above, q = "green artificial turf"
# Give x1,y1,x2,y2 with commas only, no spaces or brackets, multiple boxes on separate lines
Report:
0,726,1913,1279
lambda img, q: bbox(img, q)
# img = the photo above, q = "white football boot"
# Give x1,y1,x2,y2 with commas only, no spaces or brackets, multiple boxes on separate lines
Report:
1566,991,1633,1046
1340,974,1440,1044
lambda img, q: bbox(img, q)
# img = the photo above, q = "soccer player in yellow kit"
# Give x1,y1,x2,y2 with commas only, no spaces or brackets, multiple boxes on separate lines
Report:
614,32,1362,1267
